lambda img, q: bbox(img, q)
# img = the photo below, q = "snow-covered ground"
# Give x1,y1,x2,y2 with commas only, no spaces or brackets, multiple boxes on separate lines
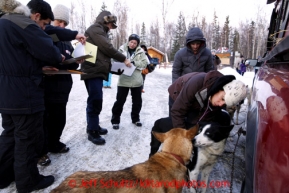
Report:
0,66,254,193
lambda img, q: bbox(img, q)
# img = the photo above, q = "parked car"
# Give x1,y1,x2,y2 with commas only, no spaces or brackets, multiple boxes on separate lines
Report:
242,0,289,192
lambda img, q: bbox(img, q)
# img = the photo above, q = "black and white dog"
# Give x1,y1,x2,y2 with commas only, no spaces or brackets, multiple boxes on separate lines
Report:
189,123,234,193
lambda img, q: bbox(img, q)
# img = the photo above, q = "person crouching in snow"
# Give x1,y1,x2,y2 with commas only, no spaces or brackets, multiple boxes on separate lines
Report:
149,71,247,159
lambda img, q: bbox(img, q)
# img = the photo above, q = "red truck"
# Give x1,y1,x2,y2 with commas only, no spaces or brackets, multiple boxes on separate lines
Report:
243,0,289,192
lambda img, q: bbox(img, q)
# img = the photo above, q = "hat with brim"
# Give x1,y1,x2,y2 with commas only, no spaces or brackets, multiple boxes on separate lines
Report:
111,22,117,29
103,14,117,29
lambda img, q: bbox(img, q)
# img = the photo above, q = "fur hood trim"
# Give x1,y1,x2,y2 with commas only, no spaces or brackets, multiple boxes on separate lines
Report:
0,0,30,17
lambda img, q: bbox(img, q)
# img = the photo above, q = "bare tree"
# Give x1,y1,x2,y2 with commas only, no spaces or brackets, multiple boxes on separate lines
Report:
160,0,175,55
77,0,86,34
165,22,175,60
69,1,76,30
188,11,200,28
111,0,128,48
148,21,161,49
134,23,141,36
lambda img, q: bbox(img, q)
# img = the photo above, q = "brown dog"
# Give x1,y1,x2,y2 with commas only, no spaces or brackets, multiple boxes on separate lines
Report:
51,126,198,193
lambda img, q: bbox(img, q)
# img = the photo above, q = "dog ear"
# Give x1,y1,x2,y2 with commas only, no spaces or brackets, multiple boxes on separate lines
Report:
221,125,235,136
187,124,199,139
152,131,166,143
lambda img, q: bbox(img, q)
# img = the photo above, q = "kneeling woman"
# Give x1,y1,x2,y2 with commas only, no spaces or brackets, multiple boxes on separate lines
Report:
149,71,247,158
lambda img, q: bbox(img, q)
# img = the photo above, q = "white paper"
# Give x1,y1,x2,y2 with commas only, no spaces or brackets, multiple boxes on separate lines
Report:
72,43,85,58
111,62,136,76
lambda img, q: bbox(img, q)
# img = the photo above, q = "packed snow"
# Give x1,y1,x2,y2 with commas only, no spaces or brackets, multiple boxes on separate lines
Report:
0,66,254,193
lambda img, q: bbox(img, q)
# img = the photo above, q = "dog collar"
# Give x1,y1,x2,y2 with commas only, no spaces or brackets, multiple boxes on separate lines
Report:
162,151,185,166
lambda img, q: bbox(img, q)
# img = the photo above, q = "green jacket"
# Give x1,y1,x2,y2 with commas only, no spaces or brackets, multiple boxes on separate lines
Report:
117,43,148,87
81,11,126,80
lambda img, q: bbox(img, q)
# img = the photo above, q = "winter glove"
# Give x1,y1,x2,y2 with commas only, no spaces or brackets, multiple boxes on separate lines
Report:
148,64,155,73
111,69,124,75
142,68,149,75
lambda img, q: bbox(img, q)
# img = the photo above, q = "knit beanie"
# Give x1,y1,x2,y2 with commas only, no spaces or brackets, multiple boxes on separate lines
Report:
223,80,247,107
207,75,236,98
128,34,140,46
53,4,69,25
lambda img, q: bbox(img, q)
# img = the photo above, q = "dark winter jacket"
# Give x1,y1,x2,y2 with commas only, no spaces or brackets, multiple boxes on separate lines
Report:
43,25,79,103
172,27,214,83
169,71,235,128
145,53,155,72
213,54,221,70
0,4,62,114
81,11,126,81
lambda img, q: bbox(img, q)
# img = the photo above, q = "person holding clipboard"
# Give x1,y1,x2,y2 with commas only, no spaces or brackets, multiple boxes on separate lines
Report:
111,34,148,130
81,11,131,145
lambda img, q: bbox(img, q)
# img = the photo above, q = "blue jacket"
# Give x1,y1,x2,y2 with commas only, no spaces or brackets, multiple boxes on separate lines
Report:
43,25,79,103
0,10,62,114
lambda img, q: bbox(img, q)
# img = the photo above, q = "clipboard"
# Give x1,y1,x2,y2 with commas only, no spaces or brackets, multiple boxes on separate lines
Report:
43,70,86,74
61,55,93,65
72,42,97,64
111,62,136,76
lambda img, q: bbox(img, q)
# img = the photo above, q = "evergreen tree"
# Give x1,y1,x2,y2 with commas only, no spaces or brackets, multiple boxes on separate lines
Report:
211,11,219,50
215,23,221,50
100,2,107,12
221,16,230,49
170,12,187,60
140,22,147,45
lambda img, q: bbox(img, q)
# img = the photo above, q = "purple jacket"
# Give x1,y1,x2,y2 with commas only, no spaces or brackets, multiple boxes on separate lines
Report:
240,63,246,72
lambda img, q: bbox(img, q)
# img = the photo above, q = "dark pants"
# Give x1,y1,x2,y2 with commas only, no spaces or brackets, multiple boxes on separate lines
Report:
111,86,142,124
0,112,44,192
168,96,174,117
84,78,103,131
42,102,67,153
150,117,174,157
236,68,241,74
141,74,146,89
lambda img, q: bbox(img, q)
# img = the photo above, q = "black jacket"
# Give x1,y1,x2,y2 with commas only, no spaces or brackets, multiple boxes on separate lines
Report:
0,9,62,114
43,25,79,103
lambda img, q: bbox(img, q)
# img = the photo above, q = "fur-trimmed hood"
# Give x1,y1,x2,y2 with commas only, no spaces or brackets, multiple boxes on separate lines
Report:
0,0,30,17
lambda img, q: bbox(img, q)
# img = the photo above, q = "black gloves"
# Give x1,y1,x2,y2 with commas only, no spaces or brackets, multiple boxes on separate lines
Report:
148,64,155,73
111,69,124,75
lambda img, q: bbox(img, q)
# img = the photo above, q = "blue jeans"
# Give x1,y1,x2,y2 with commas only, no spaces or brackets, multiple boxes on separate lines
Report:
103,73,112,87
84,78,103,131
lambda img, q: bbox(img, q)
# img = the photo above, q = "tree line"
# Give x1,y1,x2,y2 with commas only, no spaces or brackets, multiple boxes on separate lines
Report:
69,0,271,63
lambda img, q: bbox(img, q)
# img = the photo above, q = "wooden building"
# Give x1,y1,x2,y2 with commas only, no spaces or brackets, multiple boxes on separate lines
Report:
216,53,231,65
147,46,165,63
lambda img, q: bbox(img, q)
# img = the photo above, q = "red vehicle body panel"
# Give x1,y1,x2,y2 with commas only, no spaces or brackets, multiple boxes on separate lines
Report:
252,63,289,192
